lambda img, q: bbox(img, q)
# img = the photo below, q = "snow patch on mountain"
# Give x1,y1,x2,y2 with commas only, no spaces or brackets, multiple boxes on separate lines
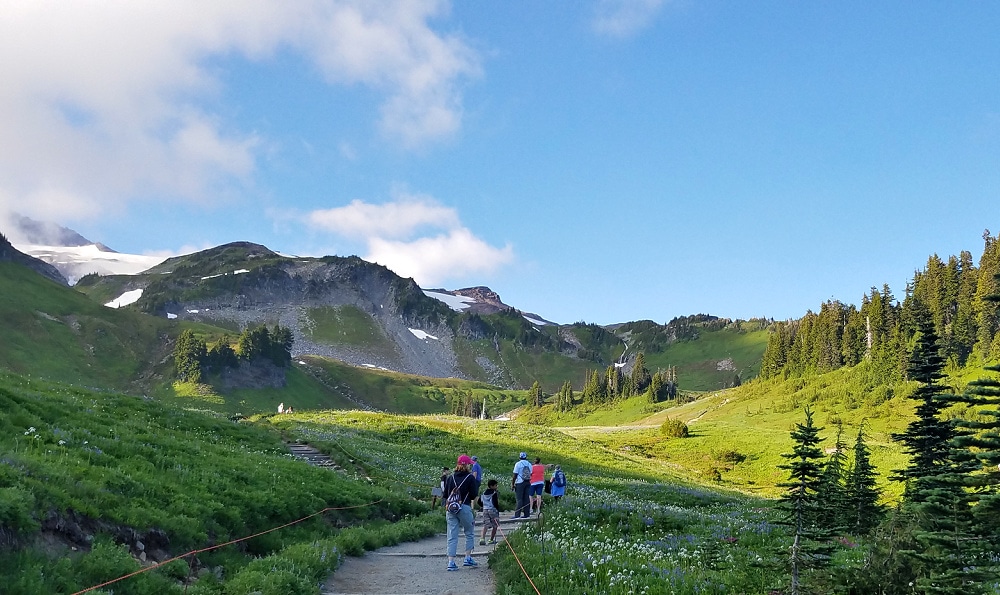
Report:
16,243,166,284
423,289,475,311
409,328,439,341
523,314,551,326
105,288,143,308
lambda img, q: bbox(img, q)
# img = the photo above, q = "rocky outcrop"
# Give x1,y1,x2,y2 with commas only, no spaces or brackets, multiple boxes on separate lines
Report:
148,250,465,379
0,232,68,285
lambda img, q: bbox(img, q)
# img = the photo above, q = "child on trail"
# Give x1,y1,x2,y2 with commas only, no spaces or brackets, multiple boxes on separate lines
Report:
478,479,500,545
431,466,450,509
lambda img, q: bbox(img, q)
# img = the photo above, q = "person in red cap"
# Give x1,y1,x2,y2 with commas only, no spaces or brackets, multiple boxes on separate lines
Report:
443,454,479,571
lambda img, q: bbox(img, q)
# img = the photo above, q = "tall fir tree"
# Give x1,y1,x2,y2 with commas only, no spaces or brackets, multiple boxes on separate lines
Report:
892,303,984,594
630,352,651,396
528,381,544,408
891,304,953,496
845,425,883,535
777,406,827,595
173,329,206,383
815,425,849,534
556,380,574,412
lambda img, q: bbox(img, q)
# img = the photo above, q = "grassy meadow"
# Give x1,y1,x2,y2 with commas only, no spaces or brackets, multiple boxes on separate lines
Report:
6,359,1000,594
0,263,172,391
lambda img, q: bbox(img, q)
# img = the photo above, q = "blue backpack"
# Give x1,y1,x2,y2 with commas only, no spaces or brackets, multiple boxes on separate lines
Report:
553,470,566,488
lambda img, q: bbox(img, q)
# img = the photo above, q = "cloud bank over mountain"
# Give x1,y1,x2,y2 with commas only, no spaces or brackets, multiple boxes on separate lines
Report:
0,1,479,224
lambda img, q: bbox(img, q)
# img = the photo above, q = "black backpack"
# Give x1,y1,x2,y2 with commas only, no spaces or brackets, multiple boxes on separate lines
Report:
446,474,470,515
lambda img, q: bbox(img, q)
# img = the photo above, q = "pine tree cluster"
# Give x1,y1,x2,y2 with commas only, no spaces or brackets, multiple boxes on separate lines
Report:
761,231,1000,382
173,324,294,382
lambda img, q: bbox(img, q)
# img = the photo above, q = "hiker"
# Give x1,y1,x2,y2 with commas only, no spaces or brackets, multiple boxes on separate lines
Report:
431,466,450,508
550,464,567,501
477,479,500,546
443,454,479,571
277,402,284,414
471,455,483,493
511,452,532,519
529,457,545,514
285,405,294,414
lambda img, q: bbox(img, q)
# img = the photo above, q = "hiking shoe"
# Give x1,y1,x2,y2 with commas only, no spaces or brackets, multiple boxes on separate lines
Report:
447,561,459,571
488,539,498,545
463,557,478,567
479,539,486,546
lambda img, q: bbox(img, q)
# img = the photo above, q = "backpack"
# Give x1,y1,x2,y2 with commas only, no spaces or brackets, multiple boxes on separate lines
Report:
553,470,566,488
446,474,469,515
518,462,532,483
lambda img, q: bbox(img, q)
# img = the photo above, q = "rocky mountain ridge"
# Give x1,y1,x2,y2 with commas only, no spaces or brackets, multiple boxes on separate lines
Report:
0,232,68,285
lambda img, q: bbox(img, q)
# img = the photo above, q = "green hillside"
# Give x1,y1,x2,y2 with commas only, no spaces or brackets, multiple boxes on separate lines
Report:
0,262,172,391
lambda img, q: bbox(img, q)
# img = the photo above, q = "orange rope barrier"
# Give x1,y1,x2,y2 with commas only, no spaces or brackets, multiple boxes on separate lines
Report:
494,519,543,595
72,498,385,595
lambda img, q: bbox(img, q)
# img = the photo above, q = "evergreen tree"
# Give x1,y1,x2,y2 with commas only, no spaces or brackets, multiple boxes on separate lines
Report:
891,305,953,496
528,381,544,408
815,425,849,534
845,425,883,535
556,381,574,412
270,324,294,367
760,324,788,379
238,326,271,361
777,406,827,595
582,370,604,405
173,329,206,383
892,305,985,593
206,335,238,370
630,352,651,396
974,231,1000,358
604,365,621,400
647,372,663,403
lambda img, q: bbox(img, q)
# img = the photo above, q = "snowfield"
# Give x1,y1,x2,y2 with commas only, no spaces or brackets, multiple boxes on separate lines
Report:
104,288,143,308
422,290,475,312
15,243,166,284
408,328,439,341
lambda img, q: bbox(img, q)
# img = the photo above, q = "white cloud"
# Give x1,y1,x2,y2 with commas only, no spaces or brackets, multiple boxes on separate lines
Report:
303,192,513,286
592,0,665,38
0,1,479,221
367,228,513,286
306,192,460,240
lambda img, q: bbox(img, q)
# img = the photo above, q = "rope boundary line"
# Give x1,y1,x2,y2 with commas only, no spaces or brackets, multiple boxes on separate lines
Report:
71,498,385,595
495,519,543,595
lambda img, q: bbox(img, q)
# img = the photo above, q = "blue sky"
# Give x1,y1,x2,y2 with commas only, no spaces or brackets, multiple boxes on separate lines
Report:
2,1,998,325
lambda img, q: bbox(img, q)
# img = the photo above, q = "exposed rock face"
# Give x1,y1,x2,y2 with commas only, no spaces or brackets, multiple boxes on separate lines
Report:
452,286,508,313
148,251,465,379
0,232,68,285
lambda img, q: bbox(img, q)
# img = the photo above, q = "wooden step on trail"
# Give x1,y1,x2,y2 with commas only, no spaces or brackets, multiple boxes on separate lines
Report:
287,442,343,471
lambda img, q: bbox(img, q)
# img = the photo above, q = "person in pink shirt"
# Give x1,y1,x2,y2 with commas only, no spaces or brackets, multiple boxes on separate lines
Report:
529,457,545,514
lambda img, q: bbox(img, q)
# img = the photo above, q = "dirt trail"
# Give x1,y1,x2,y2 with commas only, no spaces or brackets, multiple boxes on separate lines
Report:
321,516,529,595
287,442,526,595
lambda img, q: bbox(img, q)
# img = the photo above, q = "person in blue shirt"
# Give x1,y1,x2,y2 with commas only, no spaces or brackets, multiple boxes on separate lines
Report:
471,455,483,493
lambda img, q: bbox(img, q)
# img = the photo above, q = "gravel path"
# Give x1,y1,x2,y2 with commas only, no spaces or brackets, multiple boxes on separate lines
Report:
287,442,524,595
322,516,529,595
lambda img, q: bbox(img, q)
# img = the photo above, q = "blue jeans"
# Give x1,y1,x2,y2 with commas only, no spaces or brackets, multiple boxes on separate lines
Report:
447,504,475,557
514,481,531,517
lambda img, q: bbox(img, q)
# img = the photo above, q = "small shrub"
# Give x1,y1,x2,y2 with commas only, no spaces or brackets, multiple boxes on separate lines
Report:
659,418,689,438
0,487,39,535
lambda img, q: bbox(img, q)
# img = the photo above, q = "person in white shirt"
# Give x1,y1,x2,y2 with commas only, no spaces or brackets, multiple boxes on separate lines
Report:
511,452,532,519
